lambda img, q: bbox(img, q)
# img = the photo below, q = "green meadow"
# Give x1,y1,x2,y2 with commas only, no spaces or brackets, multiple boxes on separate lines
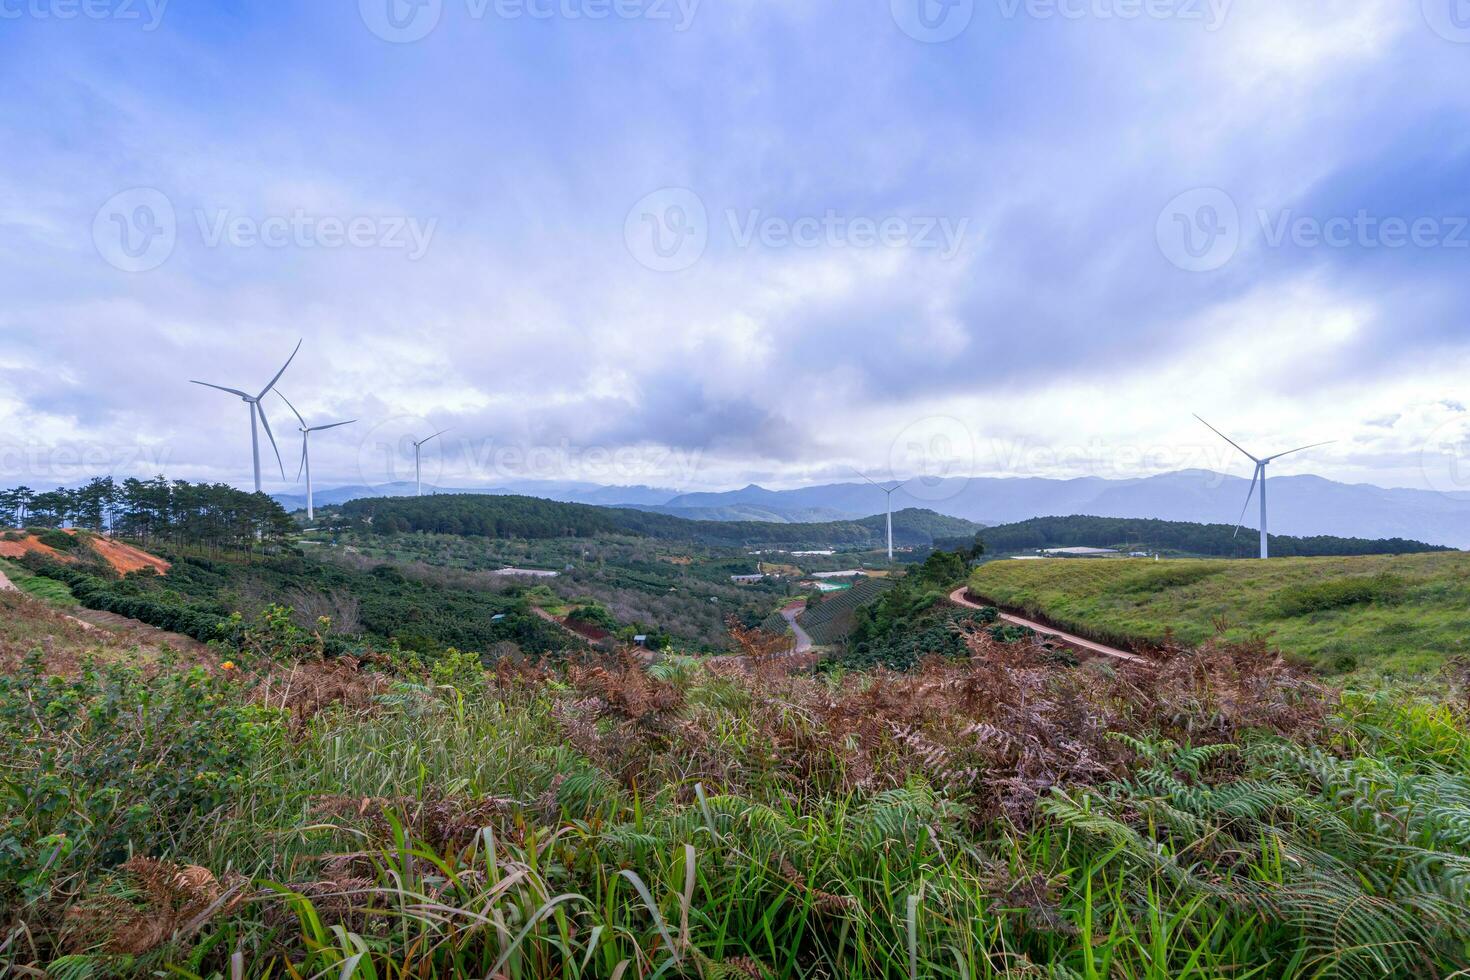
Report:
970,552,1470,676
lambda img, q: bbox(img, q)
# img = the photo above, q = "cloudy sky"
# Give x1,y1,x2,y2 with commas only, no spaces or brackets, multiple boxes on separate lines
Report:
3,0,1470,495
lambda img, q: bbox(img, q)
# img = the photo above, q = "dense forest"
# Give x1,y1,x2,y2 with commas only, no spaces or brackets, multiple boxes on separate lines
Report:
338,494,982,548
961,514,1449,558
0,477,293,553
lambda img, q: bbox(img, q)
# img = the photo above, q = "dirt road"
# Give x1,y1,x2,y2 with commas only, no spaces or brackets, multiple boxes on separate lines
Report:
781,602,814,654
948,587,1148,666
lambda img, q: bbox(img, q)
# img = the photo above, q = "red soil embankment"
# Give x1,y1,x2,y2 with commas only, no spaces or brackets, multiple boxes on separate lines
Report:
0,530,169,575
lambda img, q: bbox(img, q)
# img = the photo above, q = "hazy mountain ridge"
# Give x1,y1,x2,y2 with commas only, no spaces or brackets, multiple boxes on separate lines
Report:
279,470,1470,549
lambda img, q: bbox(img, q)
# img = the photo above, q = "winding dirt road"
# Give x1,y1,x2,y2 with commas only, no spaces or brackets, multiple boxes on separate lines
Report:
780,602,814,654
949,587,1148,666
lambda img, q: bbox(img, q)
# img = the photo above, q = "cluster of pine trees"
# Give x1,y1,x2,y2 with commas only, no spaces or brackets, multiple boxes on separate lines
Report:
0,477,292,553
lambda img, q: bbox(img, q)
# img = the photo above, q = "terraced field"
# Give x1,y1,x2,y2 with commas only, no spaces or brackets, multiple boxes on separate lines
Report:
970,552,1470,676
797,577,896,646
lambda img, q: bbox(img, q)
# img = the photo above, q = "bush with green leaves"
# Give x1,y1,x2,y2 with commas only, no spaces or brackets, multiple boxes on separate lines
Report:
0,652,276,915
1273,573,1407,616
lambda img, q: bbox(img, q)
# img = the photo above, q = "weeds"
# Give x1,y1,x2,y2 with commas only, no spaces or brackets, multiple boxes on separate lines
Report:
1,615,1466,977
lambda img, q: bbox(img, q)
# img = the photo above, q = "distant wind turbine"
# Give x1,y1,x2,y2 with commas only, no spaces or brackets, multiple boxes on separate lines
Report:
855,469,910,562
1194,414,1334,559
277,393,355,522
190,340,301,493
413,429,449,497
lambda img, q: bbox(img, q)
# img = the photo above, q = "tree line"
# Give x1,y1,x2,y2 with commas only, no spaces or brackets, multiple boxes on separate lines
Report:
338,493,981,548
0,477,293,554
961,514,1449,558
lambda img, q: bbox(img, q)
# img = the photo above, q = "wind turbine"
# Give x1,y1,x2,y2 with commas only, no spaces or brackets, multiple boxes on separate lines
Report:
855,469,910,562
413,429,448,497
190,340,301,493
277,393,355,522
1194,415,1334,560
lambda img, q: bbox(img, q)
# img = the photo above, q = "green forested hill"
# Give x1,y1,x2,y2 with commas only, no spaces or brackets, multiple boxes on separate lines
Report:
966,515,1447,559
339,494,981,549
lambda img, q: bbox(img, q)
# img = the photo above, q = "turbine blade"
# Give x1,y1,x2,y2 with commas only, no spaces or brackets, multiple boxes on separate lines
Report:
256,401,287,479
309,419,356,433
257,339,303,399
1233,466,1260,539
850,467,884,489
276,390,307,428
1264,440,1336,463
417,428,449,447
296,437,307,482
190,380,251,399
1193,414,1261,464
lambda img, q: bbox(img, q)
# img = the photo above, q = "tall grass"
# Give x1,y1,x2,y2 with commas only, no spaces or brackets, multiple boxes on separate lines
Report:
5,631,1470,977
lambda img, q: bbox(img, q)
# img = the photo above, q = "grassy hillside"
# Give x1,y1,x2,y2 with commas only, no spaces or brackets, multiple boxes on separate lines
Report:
339,494,981,549
965,514,1448,558
970,552,1470,675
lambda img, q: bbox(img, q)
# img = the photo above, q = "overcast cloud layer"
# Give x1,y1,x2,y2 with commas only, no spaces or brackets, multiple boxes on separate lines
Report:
3,0,1470,496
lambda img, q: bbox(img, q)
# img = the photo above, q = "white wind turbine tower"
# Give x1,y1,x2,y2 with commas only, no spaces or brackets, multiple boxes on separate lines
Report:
190,340,301,493
855,469,910,562
277,393,355,522
1194,415,1334,560
413,429,449,497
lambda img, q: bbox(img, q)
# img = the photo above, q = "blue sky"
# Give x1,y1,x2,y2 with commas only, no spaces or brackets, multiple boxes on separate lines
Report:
2,0,1470,495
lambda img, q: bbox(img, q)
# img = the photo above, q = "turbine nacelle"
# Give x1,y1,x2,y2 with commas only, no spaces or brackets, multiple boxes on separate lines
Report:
189,340,302,492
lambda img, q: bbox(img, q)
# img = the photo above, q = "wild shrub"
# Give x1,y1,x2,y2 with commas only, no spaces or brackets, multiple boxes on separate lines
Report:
1121,562,1222,593
1273,573,1406,616
35,529,77,552
0,653,274,919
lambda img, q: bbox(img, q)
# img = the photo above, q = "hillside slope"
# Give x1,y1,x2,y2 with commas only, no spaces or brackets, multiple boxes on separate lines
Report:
970,553,1470,675
341,494,982,548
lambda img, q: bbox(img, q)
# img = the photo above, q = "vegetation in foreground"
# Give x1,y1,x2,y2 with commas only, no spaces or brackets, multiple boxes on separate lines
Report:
970,552,1470,675
4,598,1470,978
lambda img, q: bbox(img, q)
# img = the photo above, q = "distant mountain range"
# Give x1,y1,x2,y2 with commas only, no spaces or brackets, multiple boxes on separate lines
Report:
276,470,1470,549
